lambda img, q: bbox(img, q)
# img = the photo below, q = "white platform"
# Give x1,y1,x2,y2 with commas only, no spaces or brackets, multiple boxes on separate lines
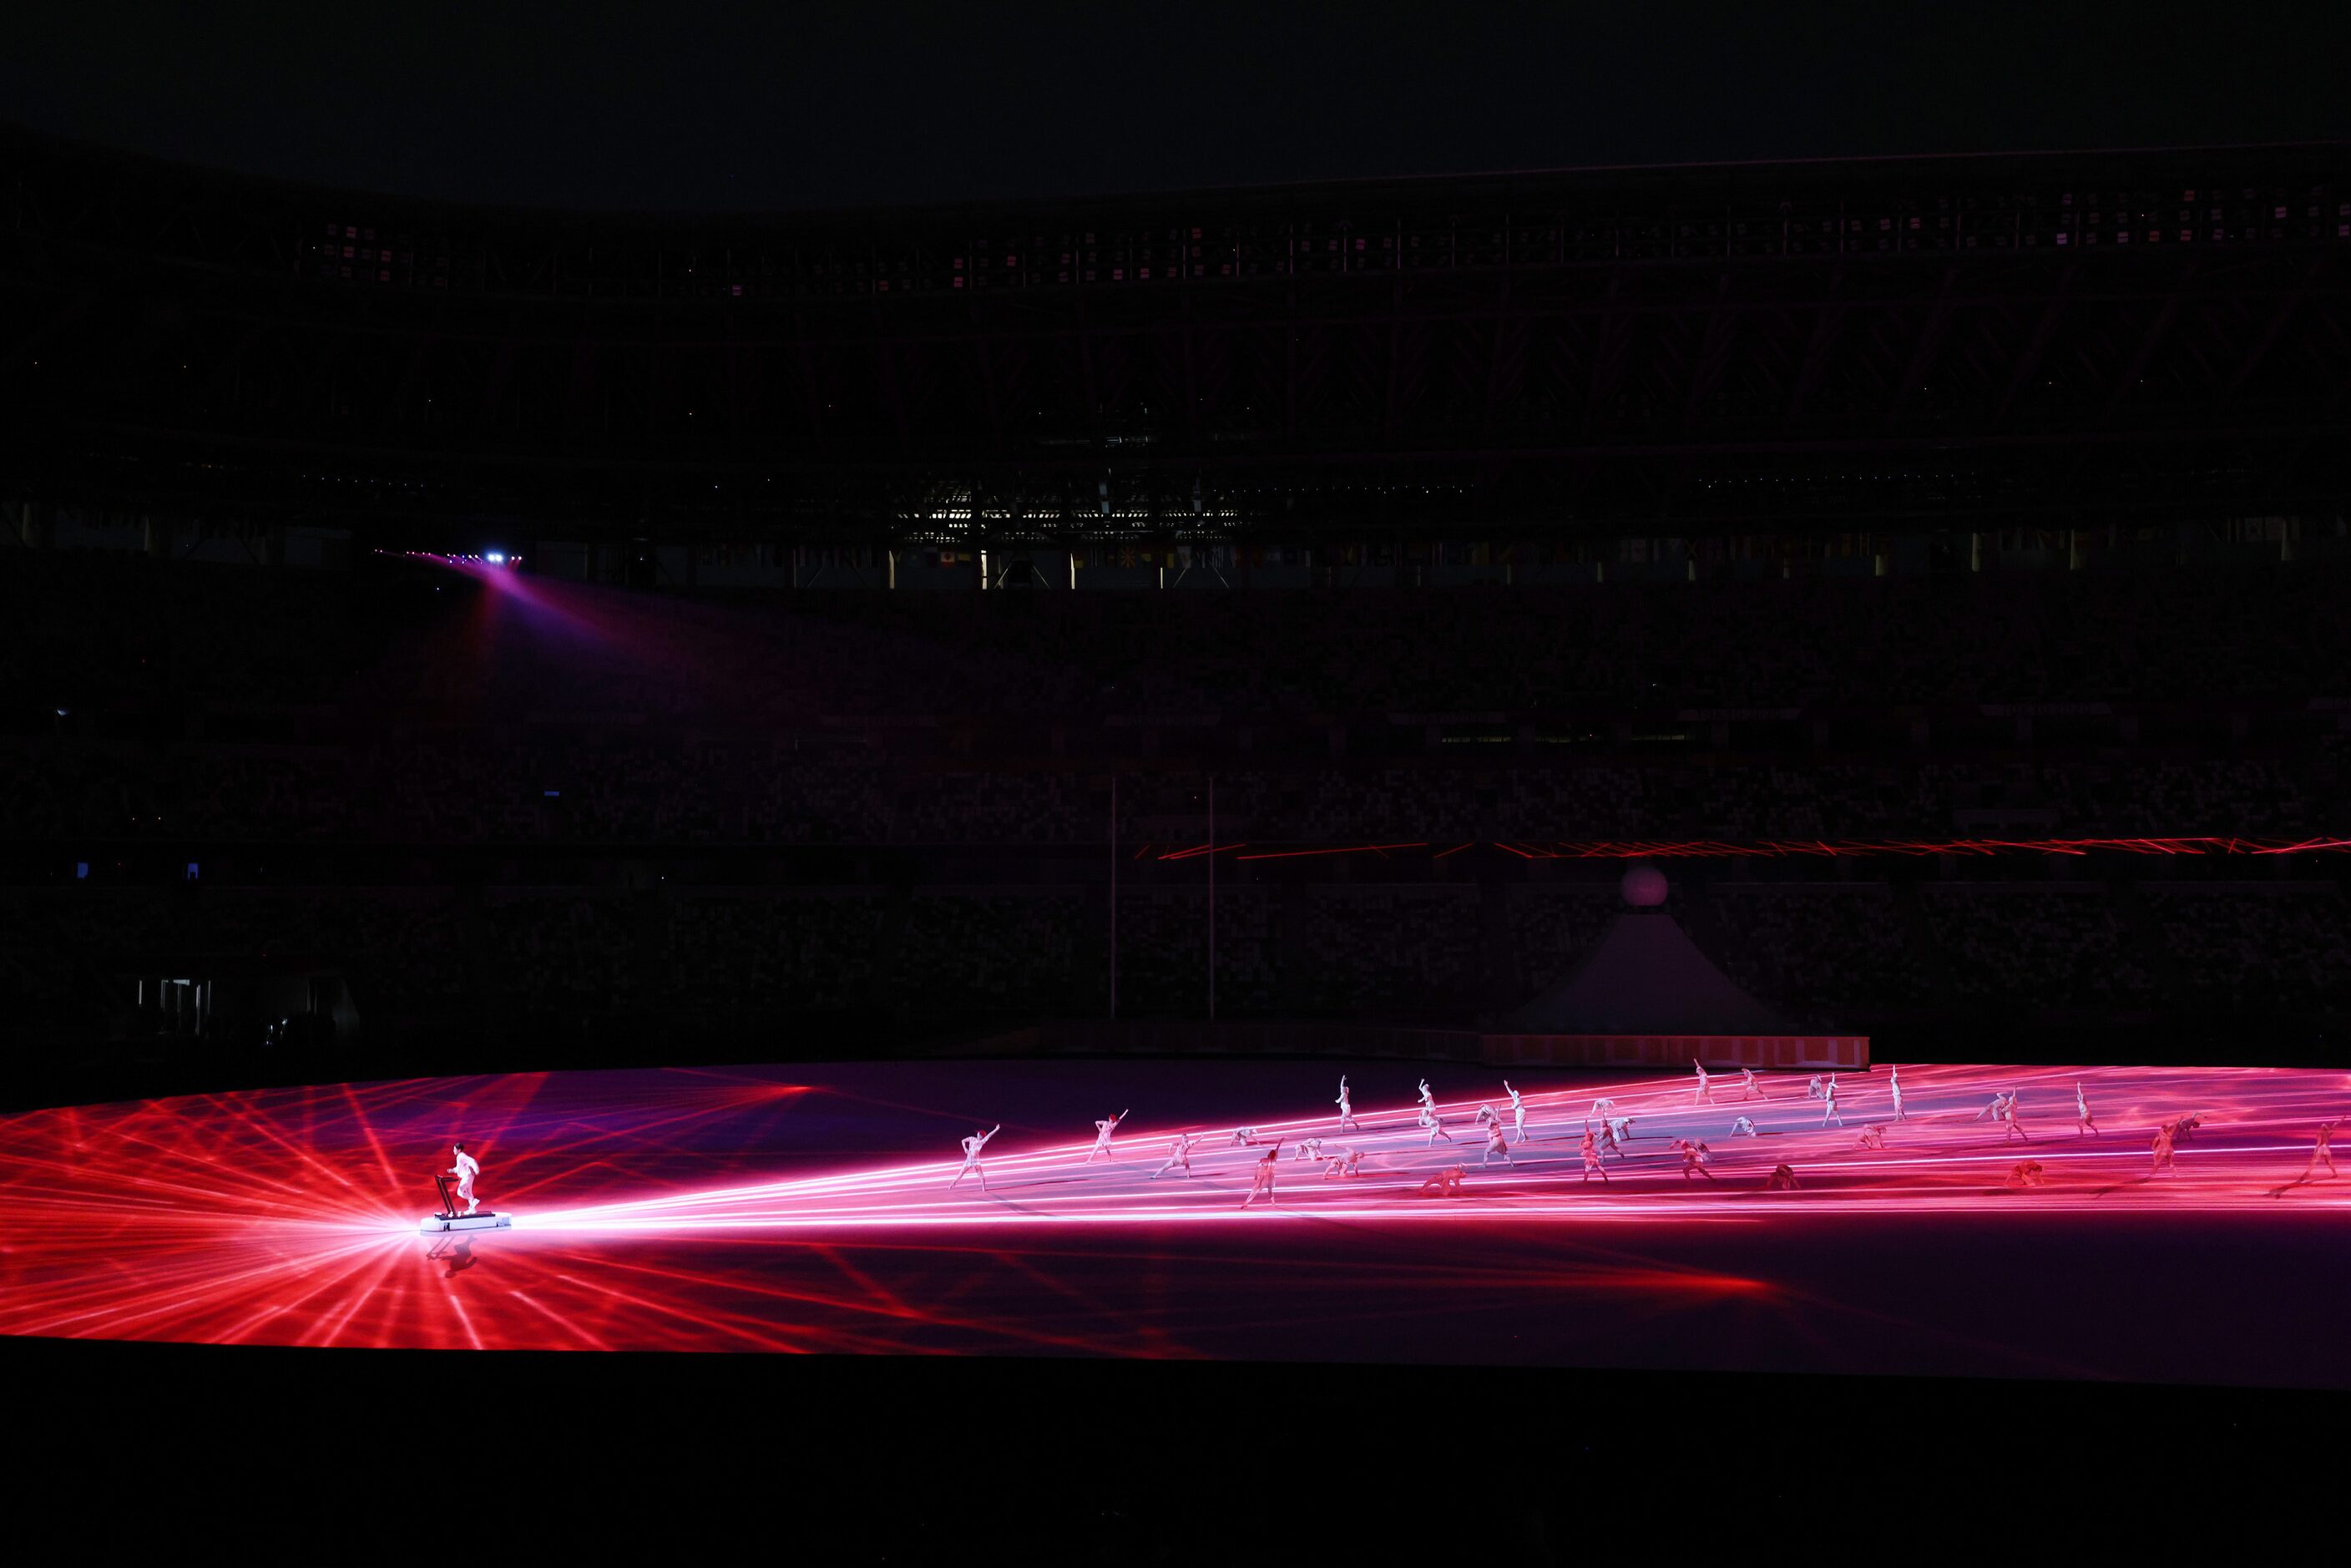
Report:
420,1211,512,1234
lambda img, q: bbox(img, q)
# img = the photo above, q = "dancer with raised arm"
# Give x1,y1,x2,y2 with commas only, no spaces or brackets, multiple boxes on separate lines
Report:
1152,1131,1196,1179
2075,1082,2099,1137
2302,1120,2337,1181
1820,1076,1843,1128
1504,1081,1527,1144
1086,1110,1129,1164
1336,1075,1362,1133
2003,1090,2030,1143
2270,1120,2339,1196
1741,1068,1766,1102
1241,1144,1282,1209
949,1125,1000,1192
1694,1060,1712,1104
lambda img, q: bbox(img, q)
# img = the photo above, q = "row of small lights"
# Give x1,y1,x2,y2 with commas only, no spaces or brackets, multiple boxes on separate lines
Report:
396,549,521,567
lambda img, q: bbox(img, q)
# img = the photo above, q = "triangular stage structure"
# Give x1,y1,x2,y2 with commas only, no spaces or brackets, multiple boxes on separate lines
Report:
1504,906,1790,1036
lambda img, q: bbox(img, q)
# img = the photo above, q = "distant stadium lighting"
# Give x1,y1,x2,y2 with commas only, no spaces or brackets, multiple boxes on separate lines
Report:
487,552,506,564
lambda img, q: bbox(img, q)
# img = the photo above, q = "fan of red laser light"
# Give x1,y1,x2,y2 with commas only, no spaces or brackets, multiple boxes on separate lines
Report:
2,1066,2343,1253
0,1063,2343,1353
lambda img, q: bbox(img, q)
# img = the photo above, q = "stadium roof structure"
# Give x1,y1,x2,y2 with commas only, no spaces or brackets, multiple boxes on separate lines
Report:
3,126,2348,545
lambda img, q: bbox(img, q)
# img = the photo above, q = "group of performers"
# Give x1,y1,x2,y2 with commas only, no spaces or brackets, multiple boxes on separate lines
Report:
941,1061,2344,1204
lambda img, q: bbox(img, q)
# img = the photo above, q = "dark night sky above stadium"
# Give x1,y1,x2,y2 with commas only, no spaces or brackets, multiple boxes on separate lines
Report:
4,2,2347,213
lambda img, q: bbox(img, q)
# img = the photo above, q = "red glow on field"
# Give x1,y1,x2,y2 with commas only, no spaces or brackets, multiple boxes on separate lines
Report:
0,1061,2342,1362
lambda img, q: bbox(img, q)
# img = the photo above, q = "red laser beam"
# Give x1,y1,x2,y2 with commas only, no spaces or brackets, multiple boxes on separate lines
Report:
1232,842,1429,861
2,1063,2344,1373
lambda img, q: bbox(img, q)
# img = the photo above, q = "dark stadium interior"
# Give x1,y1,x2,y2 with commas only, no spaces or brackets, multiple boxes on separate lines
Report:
6,6,2351,1553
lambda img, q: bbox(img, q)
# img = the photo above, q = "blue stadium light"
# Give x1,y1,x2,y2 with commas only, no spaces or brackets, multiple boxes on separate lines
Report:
487,552,506,565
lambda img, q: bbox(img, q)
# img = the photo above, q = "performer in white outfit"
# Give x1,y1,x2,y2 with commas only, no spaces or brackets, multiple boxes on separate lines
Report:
1740,1068,1765,1102
1679,1141,1718,1183
1336,1075,1362,1132
1504,1081,1526,1143
1605,1114,1635,1151
2002,1090,2030,1143
1590,1096,1618,1125
2074,1082,2098,1136
1419,1104,1454,1146
1694,1060,1712,1104
2302,1120,2337,1181
1152,1132,1195,1179
1086,1110,1129,1163
1321,1147,1364,1180
1417,1166,1466,1198
1730,1115,1758,1137
1820,1078,1843,1128
949,1125,1000,1191
447,1144,482,1214
1417,1079,1438,1115
1241,1145,1282,1208
1888,1065,1905,1121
